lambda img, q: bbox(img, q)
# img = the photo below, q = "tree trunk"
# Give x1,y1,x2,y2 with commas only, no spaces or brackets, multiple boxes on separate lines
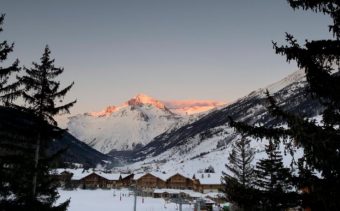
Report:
32,132,41,197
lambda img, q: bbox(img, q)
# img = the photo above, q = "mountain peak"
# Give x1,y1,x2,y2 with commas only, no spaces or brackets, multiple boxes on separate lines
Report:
89,105,117,117
87,93,223,118
127,93,166,109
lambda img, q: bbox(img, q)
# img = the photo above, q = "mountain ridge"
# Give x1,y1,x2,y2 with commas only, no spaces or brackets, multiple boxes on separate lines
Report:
67,94,223,153
88,93,224,117
113,70,322,175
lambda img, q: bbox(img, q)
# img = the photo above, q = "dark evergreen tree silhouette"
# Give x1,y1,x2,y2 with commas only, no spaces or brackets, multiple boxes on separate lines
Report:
0,13,28,210
230,1,340,210
0,14,21,105
18,45,76,210
0,107,52,210
255,139,295,210
225,137,255,187
222,137,258,210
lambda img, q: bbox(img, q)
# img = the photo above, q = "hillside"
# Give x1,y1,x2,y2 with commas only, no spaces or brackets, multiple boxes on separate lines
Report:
118,70,322,174
0,106,109,167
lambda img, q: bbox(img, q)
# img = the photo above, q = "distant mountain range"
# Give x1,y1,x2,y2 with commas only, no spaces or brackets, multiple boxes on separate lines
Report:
113,70,323,175
0,70,323,171
44,69,323,174
131,70,317,159
67,94,224,153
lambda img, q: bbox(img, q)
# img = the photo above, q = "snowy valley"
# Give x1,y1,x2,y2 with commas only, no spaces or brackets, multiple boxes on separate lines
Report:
65,70,322,178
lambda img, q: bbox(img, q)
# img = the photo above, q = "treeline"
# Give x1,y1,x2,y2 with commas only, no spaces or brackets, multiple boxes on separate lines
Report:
0,14,76,211
222,1,340,210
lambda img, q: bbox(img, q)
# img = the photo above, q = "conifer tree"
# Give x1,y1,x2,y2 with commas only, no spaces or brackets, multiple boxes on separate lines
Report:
225,137,255,187
0,106,44,210
255,139,295,210
0,13,27,210
230,1,340,210
0,14,21,105
222,137,258,210
19,46,76,210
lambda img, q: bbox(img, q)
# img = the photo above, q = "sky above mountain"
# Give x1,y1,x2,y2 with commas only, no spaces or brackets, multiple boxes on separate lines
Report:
1,0,332,120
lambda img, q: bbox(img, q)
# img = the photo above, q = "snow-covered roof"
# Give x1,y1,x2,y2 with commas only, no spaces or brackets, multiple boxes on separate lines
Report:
133,173,146,180
133,172,172,181
154,189,202,198
52,168,221,185
203,192,224,199
95,172,121,180
195,173,222,185
167,172,192,180
67,169,94,180
51,168,128,181
149,172,172,181
120,174,132,179
133,171,195,182
50,168,68,175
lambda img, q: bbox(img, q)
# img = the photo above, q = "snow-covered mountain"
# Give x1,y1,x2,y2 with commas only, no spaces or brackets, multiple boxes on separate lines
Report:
67,94,183,153
67,94,222,154
116,70,322,175
163,100,225,115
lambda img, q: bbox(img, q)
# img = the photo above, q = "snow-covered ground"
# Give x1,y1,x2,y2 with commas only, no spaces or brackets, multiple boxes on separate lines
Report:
57,189,210,211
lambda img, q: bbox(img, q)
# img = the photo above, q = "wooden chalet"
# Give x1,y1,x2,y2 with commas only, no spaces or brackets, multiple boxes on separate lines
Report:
80,172,123,189
135,173,167,189
80,172,110,189
166,173,193,190
52,169,223,194
193,173,223,193
119,173,134,187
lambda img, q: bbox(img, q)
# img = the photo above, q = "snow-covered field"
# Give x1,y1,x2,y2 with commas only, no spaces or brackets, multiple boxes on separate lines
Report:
58,189,196,211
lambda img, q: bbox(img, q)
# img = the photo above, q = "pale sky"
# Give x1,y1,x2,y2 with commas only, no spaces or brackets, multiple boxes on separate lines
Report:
1,0,332,116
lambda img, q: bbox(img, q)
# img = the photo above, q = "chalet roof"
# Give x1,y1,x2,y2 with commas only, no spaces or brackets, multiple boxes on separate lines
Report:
133,172,172,181
50,168,70,175
133,173,146,180
120,174,133,179
52,168,221,185
66,169,94,180
202,192,224,199
95,172,121,180
154,188,202,198
51,168,125,181
166,172,192,180
195,173,222,185
150,172,172,181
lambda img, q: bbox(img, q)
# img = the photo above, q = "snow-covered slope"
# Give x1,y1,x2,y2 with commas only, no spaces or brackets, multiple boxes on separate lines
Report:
163,100,225,115
67,94,223,154
117,70,322,176
67,94,187,153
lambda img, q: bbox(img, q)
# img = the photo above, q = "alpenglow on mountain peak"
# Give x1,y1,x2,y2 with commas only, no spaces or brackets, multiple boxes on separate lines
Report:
89,93,166,117
67,93,224,153
88,93,224,117
127,93,166,109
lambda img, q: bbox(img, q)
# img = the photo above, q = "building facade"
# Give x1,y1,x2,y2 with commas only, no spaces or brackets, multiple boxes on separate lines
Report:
52,169,222,194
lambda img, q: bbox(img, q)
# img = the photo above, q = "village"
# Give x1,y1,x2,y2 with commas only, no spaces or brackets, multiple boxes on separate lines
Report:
53,168,226,210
